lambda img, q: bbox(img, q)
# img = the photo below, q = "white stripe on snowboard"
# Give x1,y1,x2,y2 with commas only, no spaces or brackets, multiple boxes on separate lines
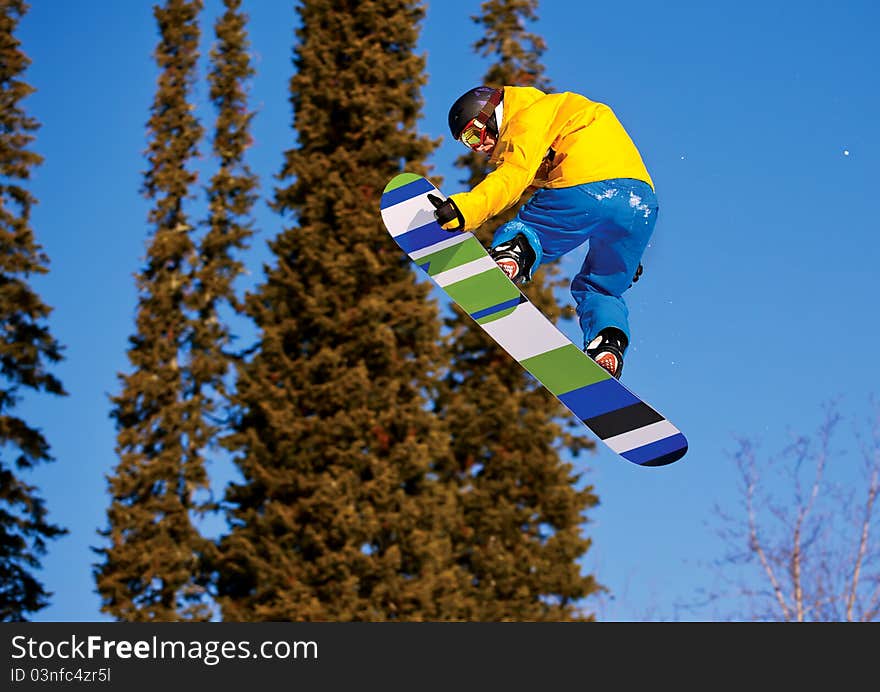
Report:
433,256,498,287
480,302,571,362
381,194,437,237
603,420,680,454
410,232,471,261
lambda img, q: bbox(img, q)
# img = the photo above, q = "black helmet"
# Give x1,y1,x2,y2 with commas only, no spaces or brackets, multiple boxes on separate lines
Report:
448,86,502,141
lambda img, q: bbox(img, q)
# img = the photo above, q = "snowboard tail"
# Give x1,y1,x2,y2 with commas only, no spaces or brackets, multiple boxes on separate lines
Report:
380,172,687,467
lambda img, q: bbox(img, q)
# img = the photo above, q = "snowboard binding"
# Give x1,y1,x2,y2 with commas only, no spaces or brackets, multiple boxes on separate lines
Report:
585,328,628,379
490,234,536,285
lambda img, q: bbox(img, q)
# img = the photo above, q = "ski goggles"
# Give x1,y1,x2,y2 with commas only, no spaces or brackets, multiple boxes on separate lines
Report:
459,118,491,149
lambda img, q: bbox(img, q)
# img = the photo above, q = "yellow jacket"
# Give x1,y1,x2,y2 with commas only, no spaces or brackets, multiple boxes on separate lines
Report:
450,86,654,231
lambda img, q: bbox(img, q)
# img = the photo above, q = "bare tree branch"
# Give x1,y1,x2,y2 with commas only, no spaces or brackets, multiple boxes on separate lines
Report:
848,401,880,620
704,400,880,621
739,439,791,619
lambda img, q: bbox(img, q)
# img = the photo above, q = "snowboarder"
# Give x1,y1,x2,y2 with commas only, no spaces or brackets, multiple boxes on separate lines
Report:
429,85,658,379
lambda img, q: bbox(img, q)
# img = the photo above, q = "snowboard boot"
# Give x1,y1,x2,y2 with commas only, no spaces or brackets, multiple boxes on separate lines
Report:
585,328,628,379
490,234,536,284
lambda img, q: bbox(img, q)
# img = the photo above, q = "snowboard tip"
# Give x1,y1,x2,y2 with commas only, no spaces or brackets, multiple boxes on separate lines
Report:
640,440,688,467
383,172,424,194
617,431,688,467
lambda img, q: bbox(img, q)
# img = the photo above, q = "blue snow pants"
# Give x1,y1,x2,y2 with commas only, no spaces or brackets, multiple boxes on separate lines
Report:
491,179,658,349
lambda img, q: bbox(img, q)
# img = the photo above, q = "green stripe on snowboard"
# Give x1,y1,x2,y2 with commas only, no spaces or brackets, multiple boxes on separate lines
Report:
445,268,520,316
383,172,423,193
521,344,610,395
419,236,486,275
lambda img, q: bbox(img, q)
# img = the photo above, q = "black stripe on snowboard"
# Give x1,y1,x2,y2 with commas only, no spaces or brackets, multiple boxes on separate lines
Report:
584,401,665,440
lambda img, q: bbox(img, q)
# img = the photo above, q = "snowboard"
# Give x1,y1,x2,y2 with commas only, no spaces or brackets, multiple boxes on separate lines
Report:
380,173,687,467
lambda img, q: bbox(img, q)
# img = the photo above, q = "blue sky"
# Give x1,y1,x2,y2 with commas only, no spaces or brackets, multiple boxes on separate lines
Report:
15,1,880,621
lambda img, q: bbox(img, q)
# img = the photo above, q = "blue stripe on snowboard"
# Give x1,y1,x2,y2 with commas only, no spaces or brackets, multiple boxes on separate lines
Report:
380,177,435,208
470,296,523,321
621,433,689,466
558,378,640,422
397,222,451,254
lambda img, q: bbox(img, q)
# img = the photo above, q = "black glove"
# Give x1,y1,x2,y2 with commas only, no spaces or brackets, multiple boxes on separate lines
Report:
427,193,464,231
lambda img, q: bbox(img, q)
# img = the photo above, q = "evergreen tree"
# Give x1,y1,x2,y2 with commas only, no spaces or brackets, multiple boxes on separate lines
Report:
437,0,602,620
191,0,256,485
187,0,258,606
198,0,256,326
0,0,67,622
215,0,469,621
96,0,213,621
